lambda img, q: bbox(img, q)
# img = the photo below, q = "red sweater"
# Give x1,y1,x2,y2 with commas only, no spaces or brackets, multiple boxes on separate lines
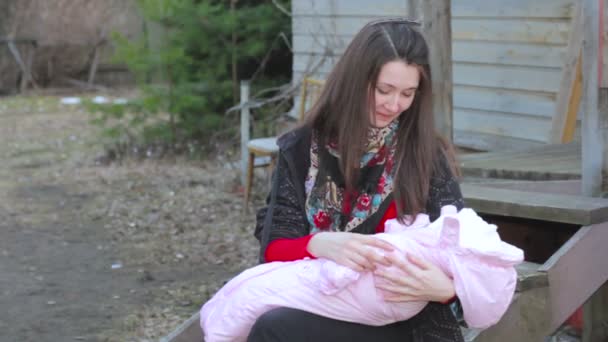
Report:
265,201,398,261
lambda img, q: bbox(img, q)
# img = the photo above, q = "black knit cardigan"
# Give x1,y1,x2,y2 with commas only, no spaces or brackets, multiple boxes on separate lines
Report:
252,125,466,341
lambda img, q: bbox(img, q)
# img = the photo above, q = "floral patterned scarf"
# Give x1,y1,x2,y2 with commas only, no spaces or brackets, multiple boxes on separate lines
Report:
305,121,399,233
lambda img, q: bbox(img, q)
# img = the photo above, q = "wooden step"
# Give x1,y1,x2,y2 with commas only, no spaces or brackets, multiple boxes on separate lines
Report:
461,183,608,225
516,261,548,292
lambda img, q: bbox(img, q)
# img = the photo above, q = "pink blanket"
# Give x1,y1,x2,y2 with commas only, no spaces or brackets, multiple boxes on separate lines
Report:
200,206,524,342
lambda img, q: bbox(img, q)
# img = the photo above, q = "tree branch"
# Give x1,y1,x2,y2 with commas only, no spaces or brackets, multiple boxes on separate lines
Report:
271,0,291,17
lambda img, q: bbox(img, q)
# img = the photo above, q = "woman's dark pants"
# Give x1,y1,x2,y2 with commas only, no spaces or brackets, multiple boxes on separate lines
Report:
246,304,464,342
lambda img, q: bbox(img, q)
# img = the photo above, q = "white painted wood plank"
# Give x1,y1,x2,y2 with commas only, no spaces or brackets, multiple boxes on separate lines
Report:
296,56,564,93
292,0,410,17
293,17,572,45
294,59,560,116
452,18,571,45
292,0,575,19
603,0,608,88
454,63,562,93
293,16,373,37
452,0,575,19
453,40,566,68
293,34,352,55
295,36,567,68
455,130,545,151
454,85,556,118
454,108,551,142
581,0,604,196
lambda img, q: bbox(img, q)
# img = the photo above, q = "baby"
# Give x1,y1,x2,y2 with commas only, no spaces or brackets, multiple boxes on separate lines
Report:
200,206,524,342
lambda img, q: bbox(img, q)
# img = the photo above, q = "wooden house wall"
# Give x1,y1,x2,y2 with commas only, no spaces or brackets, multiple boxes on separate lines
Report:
291,0,577,151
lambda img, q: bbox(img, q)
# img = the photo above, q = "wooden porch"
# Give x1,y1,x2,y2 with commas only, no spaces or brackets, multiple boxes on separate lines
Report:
457,144,608,341
460,142,582,181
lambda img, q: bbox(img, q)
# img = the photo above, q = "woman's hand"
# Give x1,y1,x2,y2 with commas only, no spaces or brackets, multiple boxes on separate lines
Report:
307,232,395,272
374,253,455,303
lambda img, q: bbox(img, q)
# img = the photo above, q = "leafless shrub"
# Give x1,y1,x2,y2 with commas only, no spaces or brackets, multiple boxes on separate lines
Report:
0,0,143,92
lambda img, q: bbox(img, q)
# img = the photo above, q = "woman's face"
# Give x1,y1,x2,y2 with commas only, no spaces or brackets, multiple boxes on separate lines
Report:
372,60,420,128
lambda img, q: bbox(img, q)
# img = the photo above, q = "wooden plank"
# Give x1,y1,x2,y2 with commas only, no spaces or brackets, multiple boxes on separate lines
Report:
452,18,571,45
473,287,551,342
465,179,583,196
292,0,575,19
601,87,608,194
454,130,545,152
460,160,581,180
293,16,374,36
421,0,453,140
515,262,548,292
296,54,564,95
292,0,410,17
453,40,566,68
603,0,608,88
453,0,575,19
602,0,608,196
539,222,608,333
454,108,550,142
160,311,202,342
583,281,608,342
293,34,351,55
294,38,568,68
293,17,572,45
461,183,608,224
581,0,605,196
550,4,583,143
454,86,556,118
459,141,580,162
454,63,562,93
475,145,573,163
462,149,582,172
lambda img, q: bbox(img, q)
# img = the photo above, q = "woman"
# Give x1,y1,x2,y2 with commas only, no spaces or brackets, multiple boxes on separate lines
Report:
250,18,465,341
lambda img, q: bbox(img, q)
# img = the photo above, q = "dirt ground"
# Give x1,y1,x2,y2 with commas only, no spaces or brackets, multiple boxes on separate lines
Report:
0,93,265,341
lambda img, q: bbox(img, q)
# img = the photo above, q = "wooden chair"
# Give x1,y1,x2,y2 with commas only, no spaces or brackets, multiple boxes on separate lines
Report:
244,78,324,211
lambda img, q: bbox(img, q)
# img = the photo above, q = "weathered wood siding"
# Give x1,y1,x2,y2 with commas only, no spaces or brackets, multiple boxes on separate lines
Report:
292,0,577,151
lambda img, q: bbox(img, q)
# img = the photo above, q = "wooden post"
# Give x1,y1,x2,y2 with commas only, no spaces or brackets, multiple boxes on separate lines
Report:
581,0,607,197
418,0,453,141
240,80,250,186
581,0,608,340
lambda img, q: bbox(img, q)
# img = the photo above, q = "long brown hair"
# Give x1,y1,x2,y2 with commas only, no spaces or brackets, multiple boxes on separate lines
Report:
305,20,457,217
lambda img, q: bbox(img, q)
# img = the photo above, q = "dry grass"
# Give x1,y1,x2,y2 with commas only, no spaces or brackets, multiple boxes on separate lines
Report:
0,92,268,341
